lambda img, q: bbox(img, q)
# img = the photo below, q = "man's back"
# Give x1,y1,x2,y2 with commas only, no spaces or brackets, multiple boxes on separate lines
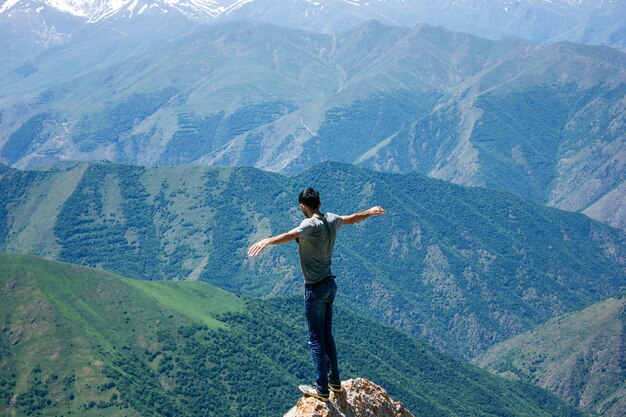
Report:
295,213,343,285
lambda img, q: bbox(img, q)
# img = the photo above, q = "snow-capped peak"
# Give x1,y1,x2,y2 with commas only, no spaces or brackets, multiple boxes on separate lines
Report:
0,0,252,21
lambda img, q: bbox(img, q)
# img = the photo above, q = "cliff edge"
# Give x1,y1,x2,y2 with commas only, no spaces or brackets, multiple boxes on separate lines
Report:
284,378,415,417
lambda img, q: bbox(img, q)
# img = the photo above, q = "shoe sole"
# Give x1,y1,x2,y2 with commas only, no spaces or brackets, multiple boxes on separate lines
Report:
303,393,330,401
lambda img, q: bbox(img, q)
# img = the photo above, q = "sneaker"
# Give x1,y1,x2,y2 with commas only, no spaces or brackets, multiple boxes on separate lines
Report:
298,385,330,401
329,381,342,393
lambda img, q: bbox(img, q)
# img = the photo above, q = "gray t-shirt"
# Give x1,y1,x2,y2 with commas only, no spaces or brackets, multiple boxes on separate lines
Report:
294,212,343,285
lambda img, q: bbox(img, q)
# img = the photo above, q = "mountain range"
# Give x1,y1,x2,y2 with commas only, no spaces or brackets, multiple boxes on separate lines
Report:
0,253,588,416
1,161,624,358
1,20,624,229
1,0,624,49
476,293,626,417
1,2,624,416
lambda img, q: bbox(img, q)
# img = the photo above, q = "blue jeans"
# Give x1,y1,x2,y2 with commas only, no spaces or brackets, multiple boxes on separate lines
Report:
304,276,339,394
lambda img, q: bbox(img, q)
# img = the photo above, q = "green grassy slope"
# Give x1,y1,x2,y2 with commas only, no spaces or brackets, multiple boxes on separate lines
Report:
0,254,586,417
0,253,242,417
1,162,624,359
476,294,626,417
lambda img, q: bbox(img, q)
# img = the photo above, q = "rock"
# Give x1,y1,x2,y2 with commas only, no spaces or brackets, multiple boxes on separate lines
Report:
284,378,414,417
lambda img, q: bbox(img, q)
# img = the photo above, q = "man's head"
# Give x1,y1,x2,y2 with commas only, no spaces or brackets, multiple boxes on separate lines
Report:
299,188,320,216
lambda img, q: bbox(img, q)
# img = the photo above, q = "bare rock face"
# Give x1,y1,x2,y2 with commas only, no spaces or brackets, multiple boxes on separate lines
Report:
283,378,414,417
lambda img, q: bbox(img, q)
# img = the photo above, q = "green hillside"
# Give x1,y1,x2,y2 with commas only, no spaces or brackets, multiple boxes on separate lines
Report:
0,254,586,417
1,162,624,359
476,294,626,417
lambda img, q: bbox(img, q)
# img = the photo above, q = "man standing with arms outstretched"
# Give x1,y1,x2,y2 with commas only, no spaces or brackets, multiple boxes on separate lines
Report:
248,187,386,401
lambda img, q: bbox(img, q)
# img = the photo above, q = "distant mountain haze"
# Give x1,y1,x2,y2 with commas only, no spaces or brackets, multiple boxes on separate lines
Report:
1,161,624,357
1,0,624,48
0,20,624,229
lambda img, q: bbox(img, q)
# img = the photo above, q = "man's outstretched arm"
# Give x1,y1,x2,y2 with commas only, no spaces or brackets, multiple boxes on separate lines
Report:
341,206,386,225
247,229,299,257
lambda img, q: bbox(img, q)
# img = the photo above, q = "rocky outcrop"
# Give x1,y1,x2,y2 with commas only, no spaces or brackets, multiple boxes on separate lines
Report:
284,378,414,417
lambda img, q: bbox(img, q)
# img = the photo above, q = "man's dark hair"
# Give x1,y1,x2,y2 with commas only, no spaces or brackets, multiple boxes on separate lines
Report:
299,188,321,209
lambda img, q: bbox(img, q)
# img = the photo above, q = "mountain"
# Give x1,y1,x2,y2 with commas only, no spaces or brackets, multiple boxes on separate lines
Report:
1,161,624,358
0,0,230,23
1,0,624,49
0,163,12,175
475,294,626,417
355,40,626,230
0,254,586,416
218,0,626,49
1,21,624,228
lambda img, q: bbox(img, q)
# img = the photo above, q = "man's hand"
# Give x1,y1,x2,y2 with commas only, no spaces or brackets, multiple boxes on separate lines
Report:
248,238,271,257
342,205,387,225
367,206,386,216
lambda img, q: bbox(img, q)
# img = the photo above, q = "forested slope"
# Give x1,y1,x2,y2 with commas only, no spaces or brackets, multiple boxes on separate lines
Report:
1,162,624,357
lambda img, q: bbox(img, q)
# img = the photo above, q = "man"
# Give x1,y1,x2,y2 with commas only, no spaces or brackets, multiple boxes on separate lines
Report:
247,187,386,401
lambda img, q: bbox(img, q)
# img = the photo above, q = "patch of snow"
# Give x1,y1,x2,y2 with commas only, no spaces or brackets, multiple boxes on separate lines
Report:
0,0,21,14
223,0,254,16
126,0,138,13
